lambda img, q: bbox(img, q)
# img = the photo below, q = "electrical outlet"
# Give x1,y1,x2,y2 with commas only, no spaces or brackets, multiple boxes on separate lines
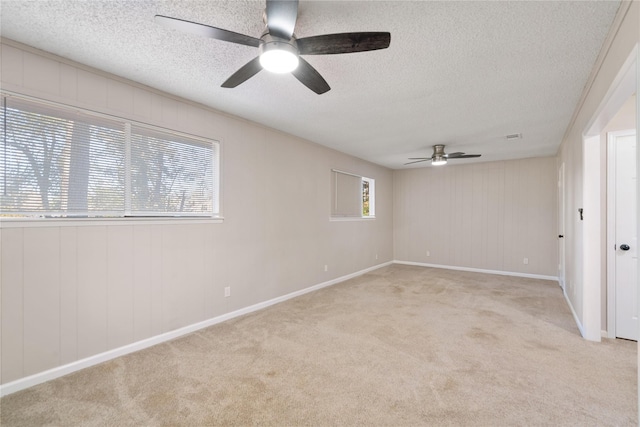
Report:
523,258,529,265
224,286,230,297
324,265,328,272
375,253,378,260
426,250,430,257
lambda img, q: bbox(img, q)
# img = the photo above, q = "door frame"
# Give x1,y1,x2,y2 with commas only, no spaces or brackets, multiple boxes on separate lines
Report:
582,44,637,341
558,162,566,292
606,129,637,338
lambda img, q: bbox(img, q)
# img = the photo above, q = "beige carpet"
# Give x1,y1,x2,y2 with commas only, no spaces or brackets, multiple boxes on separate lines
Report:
1,264,637,426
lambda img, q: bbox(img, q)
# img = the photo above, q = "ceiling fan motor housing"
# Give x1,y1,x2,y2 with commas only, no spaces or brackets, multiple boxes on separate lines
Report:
260,32,299,56
431,145,447,164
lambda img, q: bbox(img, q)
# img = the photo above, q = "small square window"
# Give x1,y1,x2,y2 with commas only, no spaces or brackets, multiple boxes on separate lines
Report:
331,169,375,219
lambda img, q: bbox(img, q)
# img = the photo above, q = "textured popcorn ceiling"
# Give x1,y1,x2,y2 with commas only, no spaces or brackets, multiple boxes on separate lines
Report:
0,1,621,168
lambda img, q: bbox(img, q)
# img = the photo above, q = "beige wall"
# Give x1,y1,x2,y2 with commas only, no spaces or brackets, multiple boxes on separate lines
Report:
0,40,393,385
557,0,639,330
393,157,558,277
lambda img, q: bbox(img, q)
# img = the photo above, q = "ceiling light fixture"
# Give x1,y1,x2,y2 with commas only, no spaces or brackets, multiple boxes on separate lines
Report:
431,155,447,166
259,35,299,73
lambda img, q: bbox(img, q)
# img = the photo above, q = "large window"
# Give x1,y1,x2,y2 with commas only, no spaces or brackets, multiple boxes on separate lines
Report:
1,94,219,218
331,169,375,219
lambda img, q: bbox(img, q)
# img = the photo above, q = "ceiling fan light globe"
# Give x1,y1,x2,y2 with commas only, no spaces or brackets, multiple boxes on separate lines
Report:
259,38,299,73
432,157,447,166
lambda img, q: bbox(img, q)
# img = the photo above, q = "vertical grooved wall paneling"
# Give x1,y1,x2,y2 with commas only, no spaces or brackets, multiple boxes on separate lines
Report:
1,228,24,383
393,158,558,276
77,226,108,359
23,227,61,375
107,226,134,350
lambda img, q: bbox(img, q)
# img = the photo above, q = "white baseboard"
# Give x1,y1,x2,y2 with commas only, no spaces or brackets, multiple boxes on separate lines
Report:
0,261,393,397
393,260,559,281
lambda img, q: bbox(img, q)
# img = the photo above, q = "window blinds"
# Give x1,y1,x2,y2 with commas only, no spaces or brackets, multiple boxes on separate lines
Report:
331,170,362,217
1,95,218,218
130,126,216,216
1,96,126,216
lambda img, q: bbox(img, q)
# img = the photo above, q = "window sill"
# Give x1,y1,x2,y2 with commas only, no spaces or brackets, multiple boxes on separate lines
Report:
0,216,224,228
329,216,376,222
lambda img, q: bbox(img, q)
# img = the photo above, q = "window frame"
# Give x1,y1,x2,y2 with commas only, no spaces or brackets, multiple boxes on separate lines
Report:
0,92,222,224
362,176,375,218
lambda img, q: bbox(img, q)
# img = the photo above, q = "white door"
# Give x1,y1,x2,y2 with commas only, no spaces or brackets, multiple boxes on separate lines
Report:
610,130,638,340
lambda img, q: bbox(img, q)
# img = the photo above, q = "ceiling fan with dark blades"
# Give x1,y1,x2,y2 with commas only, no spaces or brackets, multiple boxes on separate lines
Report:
405,144,481,166
155,0,391,94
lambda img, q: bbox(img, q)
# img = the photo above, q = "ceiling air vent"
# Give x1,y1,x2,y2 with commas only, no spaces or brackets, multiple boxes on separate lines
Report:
506,133,522,140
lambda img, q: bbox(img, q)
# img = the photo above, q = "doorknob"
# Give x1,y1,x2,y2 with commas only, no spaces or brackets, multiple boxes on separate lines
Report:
558,235,564,238
620,244,630,251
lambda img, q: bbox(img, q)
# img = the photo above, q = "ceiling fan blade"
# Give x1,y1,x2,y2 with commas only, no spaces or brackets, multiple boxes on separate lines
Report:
449,154,482,159
407,157,432,160
221,57,263,88
155,15,260,47
291,57,331,94
297,32,391,55
265,0,298,39
444,152,464,158
404,159,430,165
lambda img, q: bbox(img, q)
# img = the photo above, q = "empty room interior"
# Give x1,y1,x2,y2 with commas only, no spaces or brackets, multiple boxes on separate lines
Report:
0,0,639,425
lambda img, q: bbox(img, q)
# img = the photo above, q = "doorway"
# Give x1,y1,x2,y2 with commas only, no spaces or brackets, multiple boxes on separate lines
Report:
581,46,637,342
